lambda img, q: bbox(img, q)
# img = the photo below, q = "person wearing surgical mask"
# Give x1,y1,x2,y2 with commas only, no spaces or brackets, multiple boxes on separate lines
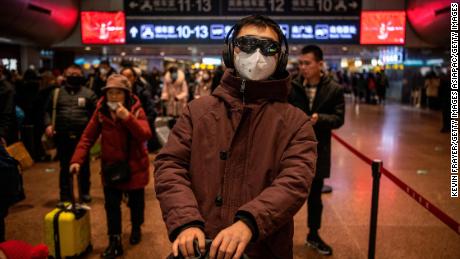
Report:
70,74,151,258
155,15,317,259
89,60,116,98
160,66,188,118
44,64,97,205
193,70,212,99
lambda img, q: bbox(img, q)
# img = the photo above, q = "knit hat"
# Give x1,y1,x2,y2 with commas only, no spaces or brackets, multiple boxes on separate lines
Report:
0,240,48,259
101,74,132,93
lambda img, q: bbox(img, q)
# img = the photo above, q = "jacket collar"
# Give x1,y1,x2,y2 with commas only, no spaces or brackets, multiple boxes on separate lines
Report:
292,74,330,90
292,74,333,112
213,69,291,108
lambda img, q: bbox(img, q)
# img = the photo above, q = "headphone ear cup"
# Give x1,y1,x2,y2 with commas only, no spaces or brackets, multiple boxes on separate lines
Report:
275,52,288,75
222,48,230,68
223,42,234,69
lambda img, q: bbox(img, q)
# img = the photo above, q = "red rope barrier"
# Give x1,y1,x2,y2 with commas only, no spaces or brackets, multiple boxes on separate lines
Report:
332,132,460,235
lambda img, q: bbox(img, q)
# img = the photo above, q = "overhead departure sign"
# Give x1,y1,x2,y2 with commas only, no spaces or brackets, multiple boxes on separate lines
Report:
124,0,219,16
124,0,361,16
125,19,359,44
222,0,361,16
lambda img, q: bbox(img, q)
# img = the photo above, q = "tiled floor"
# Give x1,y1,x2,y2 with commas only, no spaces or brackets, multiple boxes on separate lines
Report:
5,102,460,259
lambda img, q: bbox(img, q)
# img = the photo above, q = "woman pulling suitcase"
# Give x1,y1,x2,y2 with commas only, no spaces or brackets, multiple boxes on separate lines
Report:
70,74,152,258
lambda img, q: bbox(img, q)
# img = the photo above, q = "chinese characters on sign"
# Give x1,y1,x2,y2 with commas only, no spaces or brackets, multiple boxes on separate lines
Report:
124,0,361,16
125,19,359,44
124,0,218,15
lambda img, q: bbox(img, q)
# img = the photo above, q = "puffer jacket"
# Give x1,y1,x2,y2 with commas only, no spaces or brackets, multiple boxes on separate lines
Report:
161,70,188,116
71,95,152,190
154,69,317,258
44,85,98,134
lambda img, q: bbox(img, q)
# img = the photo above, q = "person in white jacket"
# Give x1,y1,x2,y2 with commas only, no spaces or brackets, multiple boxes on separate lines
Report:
161,66,188,117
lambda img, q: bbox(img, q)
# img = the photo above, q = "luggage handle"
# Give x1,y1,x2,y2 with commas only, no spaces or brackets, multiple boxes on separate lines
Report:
166,239,250,259
69,173,80,212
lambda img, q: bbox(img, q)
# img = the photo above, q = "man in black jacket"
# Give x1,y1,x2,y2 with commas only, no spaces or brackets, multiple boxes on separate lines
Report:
289,45,345,256
44,64,97,203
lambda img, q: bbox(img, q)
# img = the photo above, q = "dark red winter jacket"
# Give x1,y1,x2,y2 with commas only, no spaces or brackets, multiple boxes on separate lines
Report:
71,95,152,190
154,70,317,258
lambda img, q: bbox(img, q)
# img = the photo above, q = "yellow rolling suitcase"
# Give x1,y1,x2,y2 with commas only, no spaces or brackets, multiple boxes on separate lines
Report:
44,175,92,258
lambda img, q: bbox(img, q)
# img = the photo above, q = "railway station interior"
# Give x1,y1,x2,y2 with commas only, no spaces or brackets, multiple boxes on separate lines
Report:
0,0,458,258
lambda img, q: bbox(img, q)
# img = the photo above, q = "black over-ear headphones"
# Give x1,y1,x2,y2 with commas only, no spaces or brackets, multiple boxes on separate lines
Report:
222,21,289,77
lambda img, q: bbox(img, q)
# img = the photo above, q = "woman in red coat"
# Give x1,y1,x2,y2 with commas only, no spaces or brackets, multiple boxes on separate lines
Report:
70,74,152,258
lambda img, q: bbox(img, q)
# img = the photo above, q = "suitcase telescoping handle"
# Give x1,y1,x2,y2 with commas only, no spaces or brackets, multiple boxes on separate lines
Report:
69,173,81,211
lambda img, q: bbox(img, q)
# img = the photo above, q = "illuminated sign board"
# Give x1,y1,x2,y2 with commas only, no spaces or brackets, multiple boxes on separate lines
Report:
125,19,360,44
379,47,404,64
124,0,361,16
81,11,126,44
360,11,406,45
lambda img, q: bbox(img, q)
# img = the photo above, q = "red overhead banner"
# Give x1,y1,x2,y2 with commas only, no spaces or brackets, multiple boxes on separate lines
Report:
360,11,406,45
81,11,126,44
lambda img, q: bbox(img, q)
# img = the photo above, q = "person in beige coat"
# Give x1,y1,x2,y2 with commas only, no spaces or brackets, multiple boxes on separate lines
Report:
161,66,188,117
194,70,212,99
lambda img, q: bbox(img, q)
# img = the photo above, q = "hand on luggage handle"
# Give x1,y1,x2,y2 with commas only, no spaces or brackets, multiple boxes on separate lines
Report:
166,239,209,259
70,163,80,175
166,239,250,259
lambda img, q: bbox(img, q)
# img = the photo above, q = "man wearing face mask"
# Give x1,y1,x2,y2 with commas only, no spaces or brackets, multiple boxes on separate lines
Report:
89,60,116,98
44,64,97,204
289,45,345,256
155,15,317,259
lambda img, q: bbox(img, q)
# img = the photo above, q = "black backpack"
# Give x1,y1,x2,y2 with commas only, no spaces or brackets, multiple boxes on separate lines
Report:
0,145,25,207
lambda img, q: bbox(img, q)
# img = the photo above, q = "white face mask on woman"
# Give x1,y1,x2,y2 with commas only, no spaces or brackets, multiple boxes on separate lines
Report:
234,49,277,81
107,101,119,111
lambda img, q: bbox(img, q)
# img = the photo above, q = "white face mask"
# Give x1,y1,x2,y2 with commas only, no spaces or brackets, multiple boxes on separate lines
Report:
107,101,119,111
234,49,277,81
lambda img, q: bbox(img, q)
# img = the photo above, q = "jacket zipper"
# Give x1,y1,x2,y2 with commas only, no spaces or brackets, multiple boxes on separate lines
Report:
240,79,246,105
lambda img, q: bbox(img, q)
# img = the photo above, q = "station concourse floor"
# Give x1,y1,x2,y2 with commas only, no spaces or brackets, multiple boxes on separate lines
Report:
5,101,460,259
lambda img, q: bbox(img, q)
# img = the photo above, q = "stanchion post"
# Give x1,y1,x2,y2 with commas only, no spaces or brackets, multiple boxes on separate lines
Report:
368,160,382,259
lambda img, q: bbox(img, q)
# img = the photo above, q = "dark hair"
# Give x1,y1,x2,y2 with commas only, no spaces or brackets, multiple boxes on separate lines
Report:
100,60,110,66
301,45,324,62
120,67,138,78
232,15,283,43
66,64,83,73
168,66,178,74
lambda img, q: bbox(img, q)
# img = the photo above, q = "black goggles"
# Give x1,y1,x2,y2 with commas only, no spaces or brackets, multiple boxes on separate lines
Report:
233,36,281,56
